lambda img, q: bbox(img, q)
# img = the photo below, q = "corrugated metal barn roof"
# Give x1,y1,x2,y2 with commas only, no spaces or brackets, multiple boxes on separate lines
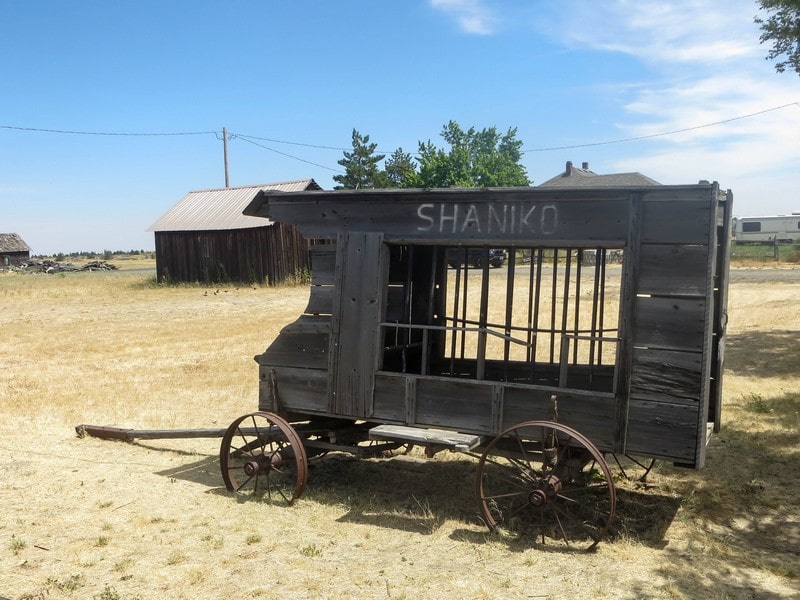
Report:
147,179,321,232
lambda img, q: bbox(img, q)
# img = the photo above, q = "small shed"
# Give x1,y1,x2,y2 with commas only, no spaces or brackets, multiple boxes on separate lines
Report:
0,233,31,266
539,161,661,188
148,179,321,284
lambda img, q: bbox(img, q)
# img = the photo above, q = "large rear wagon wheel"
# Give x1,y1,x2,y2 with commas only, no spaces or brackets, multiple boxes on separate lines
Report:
476,420,615,551
220,411,308,505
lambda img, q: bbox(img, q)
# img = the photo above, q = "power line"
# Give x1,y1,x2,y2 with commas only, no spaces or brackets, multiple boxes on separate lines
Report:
0,124,217,136
233,135,344,174
521,102,800,153
233,132,351,152
3,100,798,162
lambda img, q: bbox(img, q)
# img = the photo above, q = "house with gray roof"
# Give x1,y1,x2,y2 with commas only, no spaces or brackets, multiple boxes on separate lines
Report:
0,233,31,266
148,179,321,284
538,161,661,188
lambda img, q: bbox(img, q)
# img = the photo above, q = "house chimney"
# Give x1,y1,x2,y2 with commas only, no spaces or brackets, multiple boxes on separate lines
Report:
566,161,573,175
582,162,589,170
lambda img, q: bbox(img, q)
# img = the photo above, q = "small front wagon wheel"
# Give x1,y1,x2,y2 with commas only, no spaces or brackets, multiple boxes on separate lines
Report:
476,420,615,551
220,411,308,505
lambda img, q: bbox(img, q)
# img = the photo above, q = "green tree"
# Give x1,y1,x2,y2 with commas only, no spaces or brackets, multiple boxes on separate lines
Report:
415,121,529,188
333,129,388,189
755,0,800,75
383,147,417,187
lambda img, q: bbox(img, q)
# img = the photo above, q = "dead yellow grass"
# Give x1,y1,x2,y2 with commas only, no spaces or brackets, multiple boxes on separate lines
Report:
0,268,798,599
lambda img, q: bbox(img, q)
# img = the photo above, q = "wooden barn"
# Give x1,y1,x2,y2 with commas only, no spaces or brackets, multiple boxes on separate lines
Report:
148,179,321,284
0,233,31,266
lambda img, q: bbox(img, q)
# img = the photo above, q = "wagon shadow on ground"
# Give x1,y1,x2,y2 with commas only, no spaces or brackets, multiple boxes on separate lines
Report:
724,329,800,378
631,388,800,599
149,445,683,549
300,453,681,550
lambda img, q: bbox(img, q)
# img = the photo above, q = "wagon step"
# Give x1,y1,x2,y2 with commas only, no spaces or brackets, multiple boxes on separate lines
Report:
368,424,484,453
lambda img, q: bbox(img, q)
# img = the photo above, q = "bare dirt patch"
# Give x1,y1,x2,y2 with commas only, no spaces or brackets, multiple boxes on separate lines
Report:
0,270,798,599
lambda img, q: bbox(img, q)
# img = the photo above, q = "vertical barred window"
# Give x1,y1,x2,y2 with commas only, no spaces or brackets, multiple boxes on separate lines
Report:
380,245,623,393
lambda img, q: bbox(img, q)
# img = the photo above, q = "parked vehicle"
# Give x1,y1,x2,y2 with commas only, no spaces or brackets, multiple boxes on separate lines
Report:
446,246,506,268
733,214,800,243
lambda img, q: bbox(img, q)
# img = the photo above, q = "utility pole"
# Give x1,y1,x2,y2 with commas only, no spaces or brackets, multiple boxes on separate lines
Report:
222,127,230,188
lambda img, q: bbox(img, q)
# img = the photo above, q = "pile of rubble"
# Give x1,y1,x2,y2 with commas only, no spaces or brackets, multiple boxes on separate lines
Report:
11,260,118,274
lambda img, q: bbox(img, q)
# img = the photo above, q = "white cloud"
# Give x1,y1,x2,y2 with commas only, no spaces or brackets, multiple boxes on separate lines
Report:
546,0,762,66
430,0,496,35
535,0,800,217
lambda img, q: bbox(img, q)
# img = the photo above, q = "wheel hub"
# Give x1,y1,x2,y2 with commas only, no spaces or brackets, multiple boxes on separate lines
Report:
243,460,261,477
528,474,563,507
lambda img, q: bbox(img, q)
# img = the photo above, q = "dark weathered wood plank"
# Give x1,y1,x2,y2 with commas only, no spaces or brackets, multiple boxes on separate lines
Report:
502,387,617,451
630,347,702,405
614,193,643,453
258,366,328,413
638,244,709,296
709,189,734,433
256,331,329,370
633,296,706,351
328,232,387,417
372,374,407,421
415,377,494,432
625,399,700,465
641,196,712,245
281,314,331,334
255,188,636,243
310,246,336,285
304,285,334,315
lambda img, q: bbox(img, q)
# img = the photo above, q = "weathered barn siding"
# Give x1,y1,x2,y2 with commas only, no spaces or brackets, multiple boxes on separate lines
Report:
154,223,309,284
149,179,321,285
0,233,31,266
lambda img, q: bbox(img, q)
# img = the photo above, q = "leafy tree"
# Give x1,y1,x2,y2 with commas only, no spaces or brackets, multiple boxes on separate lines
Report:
333,129,388,189
383,147,417,188
755,0,800,75
415,121,529,188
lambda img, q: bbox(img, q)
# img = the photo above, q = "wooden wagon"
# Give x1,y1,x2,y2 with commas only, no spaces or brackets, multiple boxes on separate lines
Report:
80,182,732,550
210,183,730,549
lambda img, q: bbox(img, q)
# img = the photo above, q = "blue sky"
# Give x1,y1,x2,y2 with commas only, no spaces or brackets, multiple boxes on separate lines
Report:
2,0,798,254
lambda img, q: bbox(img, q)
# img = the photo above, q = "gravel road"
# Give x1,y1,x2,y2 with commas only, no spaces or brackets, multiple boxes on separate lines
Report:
729,267,800,283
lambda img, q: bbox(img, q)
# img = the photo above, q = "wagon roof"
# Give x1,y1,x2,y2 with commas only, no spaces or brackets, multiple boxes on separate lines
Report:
147,179,321,232
0,233,31,252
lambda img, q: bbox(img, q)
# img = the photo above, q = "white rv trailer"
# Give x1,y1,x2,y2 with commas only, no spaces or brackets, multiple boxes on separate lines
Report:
732,214,800,243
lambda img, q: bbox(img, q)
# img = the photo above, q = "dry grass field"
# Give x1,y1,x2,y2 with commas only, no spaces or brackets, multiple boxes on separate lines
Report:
0,262,798,599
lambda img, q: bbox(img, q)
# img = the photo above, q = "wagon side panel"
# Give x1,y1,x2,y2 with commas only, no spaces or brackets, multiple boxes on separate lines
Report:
624,189,717,466
327,232,387,418
255,244,337,415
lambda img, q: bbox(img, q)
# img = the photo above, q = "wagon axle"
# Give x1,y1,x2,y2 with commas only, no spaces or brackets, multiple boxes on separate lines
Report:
241,446,292,478
527,474,563,508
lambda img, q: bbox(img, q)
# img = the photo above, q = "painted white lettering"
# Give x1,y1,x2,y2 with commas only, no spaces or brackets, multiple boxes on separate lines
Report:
417,203,435,231
439,203,458,233
415,201,559,238
488,204,507,233
462,204,481,232
510,205,516,235
519,205,536,233
541,204,558,235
